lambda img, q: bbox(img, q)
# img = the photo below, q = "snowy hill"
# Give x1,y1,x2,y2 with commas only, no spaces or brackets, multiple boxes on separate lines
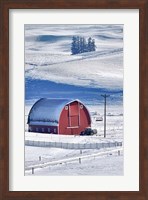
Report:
25,24,123,104
25,49,123,90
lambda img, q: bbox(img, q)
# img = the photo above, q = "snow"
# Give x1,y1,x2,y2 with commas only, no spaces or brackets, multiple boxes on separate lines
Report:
25,146,123,176
29,121,58,126
25,103,123,176
25,24,123,90
25,132,122,144
28,98,72,123
26,155,123,176
25,51,123,90
31,156,123,176
25,24,124,176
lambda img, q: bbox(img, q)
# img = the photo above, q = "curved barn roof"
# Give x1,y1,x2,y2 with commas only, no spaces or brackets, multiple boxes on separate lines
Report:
28,98,88,125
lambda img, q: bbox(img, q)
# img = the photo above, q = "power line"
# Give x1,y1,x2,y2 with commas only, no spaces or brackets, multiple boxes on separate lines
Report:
101,94,110,138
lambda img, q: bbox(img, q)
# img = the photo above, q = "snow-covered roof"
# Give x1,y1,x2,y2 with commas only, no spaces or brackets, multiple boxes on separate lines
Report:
28,98,82,125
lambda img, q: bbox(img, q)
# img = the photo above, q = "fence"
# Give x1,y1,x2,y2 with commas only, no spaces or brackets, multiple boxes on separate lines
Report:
25,140,122,149
25,147,123,173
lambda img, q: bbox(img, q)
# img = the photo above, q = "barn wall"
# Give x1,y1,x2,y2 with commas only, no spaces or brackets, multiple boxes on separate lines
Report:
59,101,91,135
58,105,69,135
28,125,58,134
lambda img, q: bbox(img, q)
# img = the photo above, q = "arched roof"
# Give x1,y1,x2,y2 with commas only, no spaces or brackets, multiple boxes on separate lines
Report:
28,98,90,125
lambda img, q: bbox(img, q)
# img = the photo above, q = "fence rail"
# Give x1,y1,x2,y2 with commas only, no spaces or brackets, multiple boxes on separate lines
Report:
25,147,123,172
25,140,122,149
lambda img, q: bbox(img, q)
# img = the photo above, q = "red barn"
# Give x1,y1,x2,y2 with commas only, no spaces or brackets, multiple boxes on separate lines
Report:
27,98,91,135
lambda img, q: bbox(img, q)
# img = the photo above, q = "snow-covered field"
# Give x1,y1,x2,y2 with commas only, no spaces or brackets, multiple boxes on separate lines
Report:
25,103,123,175
25,24,123,176
25,146,123,176
25,50,123,90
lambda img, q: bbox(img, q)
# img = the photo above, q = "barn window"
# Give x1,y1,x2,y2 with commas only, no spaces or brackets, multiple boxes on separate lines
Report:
54,128,56,133
65,106,68,110
42,128,44,132
36,127,39,132
80,104,83,109
48,128,50,133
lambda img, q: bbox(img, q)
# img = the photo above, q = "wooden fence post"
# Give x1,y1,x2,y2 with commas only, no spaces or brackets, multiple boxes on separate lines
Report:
32,168,34,174
79,158,81,164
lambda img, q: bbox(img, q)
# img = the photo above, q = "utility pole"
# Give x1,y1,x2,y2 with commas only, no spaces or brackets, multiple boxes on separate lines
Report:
101,94,110,138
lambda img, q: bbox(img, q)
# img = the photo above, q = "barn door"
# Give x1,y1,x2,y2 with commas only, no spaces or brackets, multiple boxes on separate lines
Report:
70,116,79,127
69,102,79,127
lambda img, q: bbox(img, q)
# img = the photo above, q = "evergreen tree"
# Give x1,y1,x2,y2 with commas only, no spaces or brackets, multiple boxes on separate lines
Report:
76,36,80,54
71,36,80,54
79,37,83,53
87,37,96,52
71,36,96,55
82,37,88,53
87,37,93,52
71,36,77,55
91,39,96,51
79,37,87,53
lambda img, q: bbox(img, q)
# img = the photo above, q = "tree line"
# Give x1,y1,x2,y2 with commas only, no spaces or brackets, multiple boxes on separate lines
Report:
71,36,96,55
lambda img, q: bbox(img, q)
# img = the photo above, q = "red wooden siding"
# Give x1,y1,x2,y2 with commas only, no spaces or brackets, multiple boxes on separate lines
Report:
70,116,79,127
69,101,79,116
59,101,91,135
